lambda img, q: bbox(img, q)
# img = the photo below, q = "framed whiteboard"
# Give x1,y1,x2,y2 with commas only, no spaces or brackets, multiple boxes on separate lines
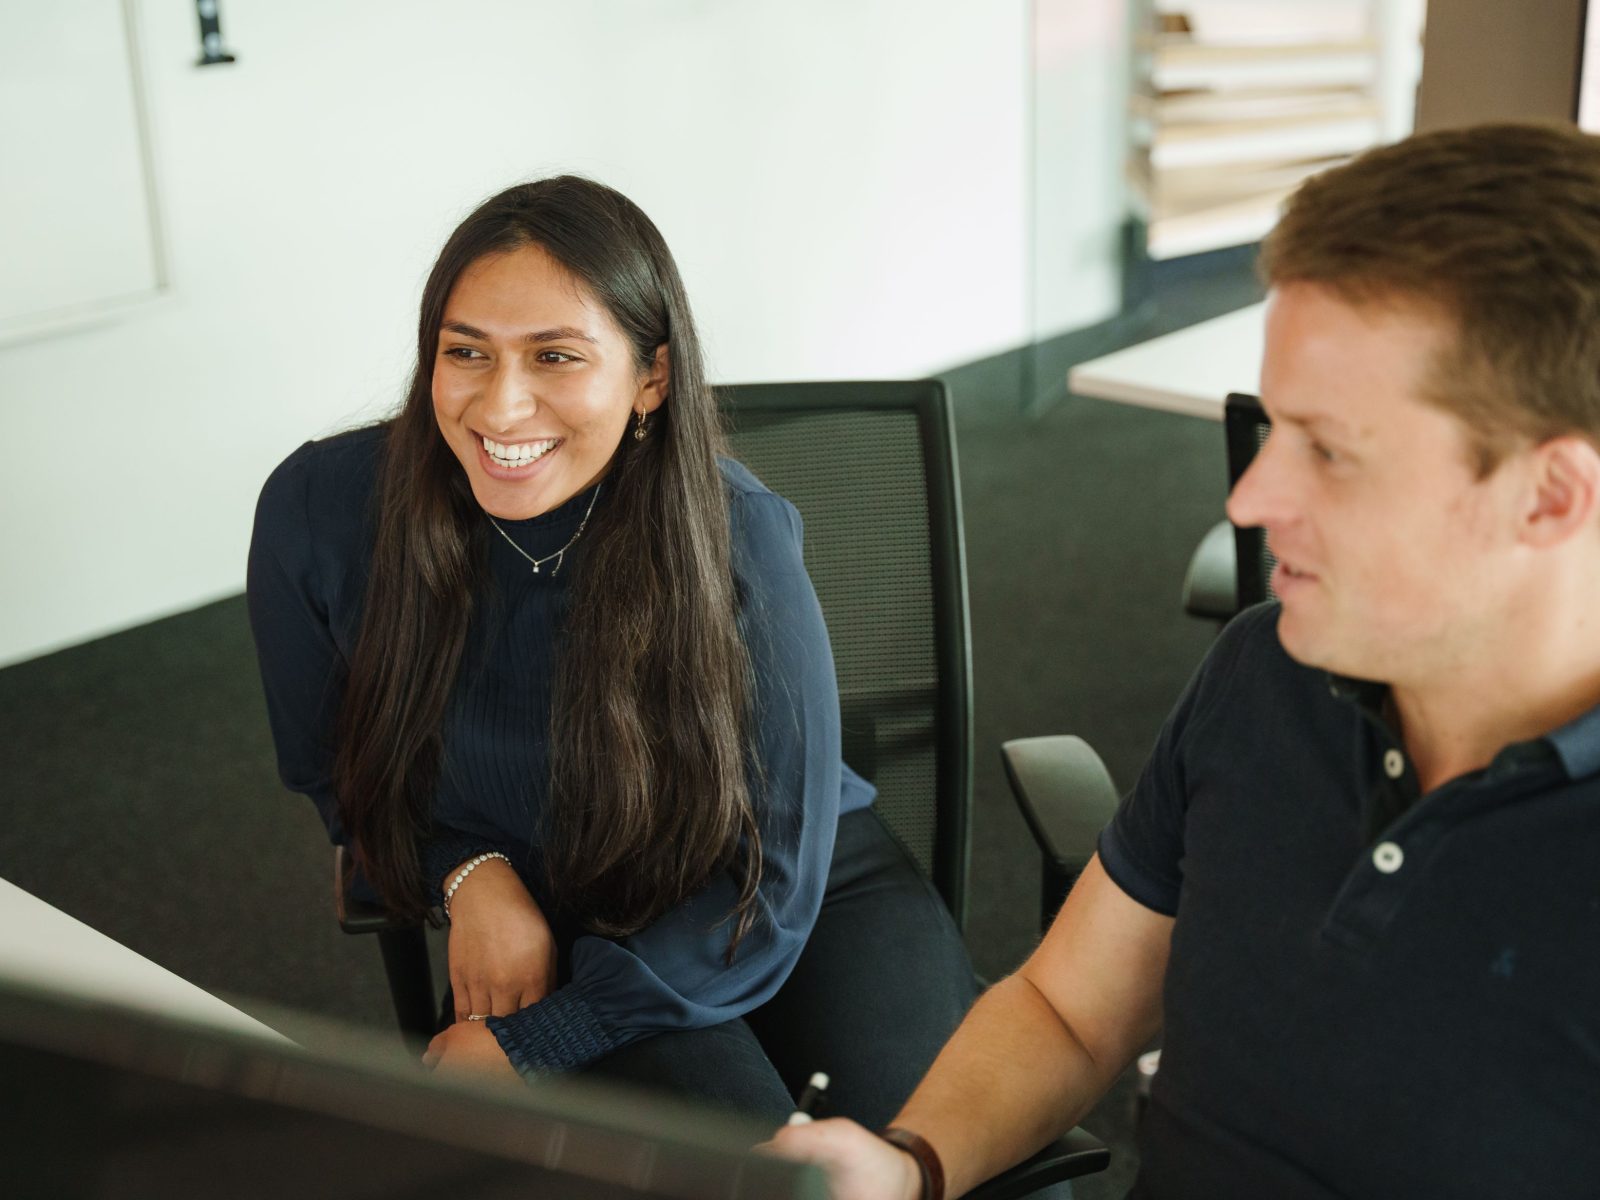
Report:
0,0,167,345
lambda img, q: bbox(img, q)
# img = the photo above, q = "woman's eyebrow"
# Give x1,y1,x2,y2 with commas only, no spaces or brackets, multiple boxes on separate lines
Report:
440,319,598,345
524,325,599,345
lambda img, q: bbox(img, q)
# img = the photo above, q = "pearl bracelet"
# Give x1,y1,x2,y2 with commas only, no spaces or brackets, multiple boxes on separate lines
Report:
443,851,511,920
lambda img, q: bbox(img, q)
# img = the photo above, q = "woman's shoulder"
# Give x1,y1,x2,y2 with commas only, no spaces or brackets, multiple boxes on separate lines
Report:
262,424,384,505
256,424,388,555
266,423,384,487
716,456,808,581
717,455,778,500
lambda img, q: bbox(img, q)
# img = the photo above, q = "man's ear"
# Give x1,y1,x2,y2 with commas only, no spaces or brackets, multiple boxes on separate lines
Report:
637,343,669,415
1521,435,1600,547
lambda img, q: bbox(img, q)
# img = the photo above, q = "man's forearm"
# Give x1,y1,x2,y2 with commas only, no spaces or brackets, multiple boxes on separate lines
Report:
888,972,1120,1199
886,856,1172,1198
763,858,1168,1199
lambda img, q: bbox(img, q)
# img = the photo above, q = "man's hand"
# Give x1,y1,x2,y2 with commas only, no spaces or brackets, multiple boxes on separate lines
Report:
761,1119,922,1200
422,1019,521,1084
769,857,1173,1199
445,856,556,1021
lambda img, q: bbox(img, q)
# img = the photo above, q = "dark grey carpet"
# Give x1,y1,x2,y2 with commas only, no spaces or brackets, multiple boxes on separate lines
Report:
0,248,1261,1198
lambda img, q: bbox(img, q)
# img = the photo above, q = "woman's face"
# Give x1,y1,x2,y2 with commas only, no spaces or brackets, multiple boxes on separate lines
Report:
432,243,666,520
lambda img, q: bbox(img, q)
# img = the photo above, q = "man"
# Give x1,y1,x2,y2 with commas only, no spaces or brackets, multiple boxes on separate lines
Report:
770,122,1600,1198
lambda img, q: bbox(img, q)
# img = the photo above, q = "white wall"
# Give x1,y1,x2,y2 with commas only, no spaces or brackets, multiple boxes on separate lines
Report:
1032,0,1131,340
0,0,1130,667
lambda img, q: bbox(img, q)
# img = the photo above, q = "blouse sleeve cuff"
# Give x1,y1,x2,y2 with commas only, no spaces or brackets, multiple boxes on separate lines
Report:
420,829,506,909
487,984,621,1075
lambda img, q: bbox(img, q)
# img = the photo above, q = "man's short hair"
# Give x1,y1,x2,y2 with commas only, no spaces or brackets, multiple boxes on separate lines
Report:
1259,122,1600,474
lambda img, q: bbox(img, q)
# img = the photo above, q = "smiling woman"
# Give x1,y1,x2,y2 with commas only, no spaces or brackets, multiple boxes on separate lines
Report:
431,244,666,522
244,177,976,1126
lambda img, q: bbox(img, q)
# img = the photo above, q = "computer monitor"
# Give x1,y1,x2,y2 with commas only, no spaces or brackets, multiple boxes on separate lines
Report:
1,976,822,1199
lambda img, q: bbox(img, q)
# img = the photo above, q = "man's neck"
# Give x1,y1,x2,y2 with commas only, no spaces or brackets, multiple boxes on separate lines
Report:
1383,553,1600,791
1392,646,1600,794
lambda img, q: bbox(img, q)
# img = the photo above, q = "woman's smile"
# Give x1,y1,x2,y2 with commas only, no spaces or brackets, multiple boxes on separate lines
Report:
475,433,564,480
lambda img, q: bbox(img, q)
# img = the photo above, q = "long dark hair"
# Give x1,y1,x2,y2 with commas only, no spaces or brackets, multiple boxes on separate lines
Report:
333,177,761,953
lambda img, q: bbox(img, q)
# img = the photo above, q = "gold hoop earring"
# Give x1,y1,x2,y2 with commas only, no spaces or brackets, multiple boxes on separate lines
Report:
634,409,648,441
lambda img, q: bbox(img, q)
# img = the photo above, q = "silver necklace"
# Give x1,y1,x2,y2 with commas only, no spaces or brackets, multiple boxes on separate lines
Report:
486,484,601,576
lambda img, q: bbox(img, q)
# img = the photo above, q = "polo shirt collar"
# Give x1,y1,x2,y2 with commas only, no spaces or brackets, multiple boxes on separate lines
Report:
1545,701,1600,781
1325,672,1600,783
1325,672,1386,715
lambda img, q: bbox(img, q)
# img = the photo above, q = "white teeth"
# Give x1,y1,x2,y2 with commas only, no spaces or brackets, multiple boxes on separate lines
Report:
481,436,559,466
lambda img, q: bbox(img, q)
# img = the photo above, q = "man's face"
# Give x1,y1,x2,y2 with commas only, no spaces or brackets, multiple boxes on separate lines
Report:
1226,283,1527,684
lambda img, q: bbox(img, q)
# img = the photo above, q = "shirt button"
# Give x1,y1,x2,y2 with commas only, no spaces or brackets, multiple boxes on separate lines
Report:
1373,841,1405,873
1383,748,1405,779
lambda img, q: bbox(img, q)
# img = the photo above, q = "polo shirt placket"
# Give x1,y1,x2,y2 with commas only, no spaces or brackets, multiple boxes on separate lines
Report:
1320,681,1568,954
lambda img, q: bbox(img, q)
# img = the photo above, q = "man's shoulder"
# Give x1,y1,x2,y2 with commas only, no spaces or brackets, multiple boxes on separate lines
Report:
1205,602,1298,688
1179,601,1339,739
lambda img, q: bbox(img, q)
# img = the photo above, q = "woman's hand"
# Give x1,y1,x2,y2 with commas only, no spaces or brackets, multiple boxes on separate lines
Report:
445,856,557,1021
422,1020,522,1084
760,1119,923,1200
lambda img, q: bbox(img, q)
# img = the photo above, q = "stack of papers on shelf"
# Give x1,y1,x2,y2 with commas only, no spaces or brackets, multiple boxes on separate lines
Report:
1157,0,1370,45
1134,86,1380,169
1133,84,1376,124
1135,3,1385,260
1148,37,1380,92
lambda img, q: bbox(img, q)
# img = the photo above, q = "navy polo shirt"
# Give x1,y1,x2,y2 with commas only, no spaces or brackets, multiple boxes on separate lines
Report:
1100,603,1600,1200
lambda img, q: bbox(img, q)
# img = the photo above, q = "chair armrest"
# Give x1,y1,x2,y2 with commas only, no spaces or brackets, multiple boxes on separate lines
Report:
1182,519,1237,621
333,848,440,1042
334,845,415,935
963,1127,1111,1199
1001,736,1120,877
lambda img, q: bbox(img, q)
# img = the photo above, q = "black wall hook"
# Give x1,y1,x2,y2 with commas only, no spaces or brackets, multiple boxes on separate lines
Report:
195,0,237,66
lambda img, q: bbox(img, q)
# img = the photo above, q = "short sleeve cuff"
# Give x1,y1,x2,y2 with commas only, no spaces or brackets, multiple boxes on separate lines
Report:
1096,826,1181,918
488,984,621,1075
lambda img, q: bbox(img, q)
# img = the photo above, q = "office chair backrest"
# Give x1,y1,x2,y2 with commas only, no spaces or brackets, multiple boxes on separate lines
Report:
717,381,973,929
1225,392,1275,607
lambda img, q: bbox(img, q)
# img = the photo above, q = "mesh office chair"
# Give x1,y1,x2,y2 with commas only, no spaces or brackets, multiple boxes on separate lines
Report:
337,380,1111,1195
1017,396,1279,932
1223,392,1273,607
1181,392,1275,620
723,383,1113,1197
718,381,970,918
1004,390,1278,1166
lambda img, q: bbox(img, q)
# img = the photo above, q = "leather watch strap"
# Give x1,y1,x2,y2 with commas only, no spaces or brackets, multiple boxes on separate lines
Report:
878,1126,944,1200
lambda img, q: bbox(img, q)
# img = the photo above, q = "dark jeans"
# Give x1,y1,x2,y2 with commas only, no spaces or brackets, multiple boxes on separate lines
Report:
585,806,979,1129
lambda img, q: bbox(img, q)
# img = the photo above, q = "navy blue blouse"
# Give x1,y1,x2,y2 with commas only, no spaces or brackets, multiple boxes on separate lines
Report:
246,426,873,1073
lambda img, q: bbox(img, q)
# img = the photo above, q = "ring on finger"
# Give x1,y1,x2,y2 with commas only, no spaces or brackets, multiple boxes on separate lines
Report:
465,1013,490,1022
